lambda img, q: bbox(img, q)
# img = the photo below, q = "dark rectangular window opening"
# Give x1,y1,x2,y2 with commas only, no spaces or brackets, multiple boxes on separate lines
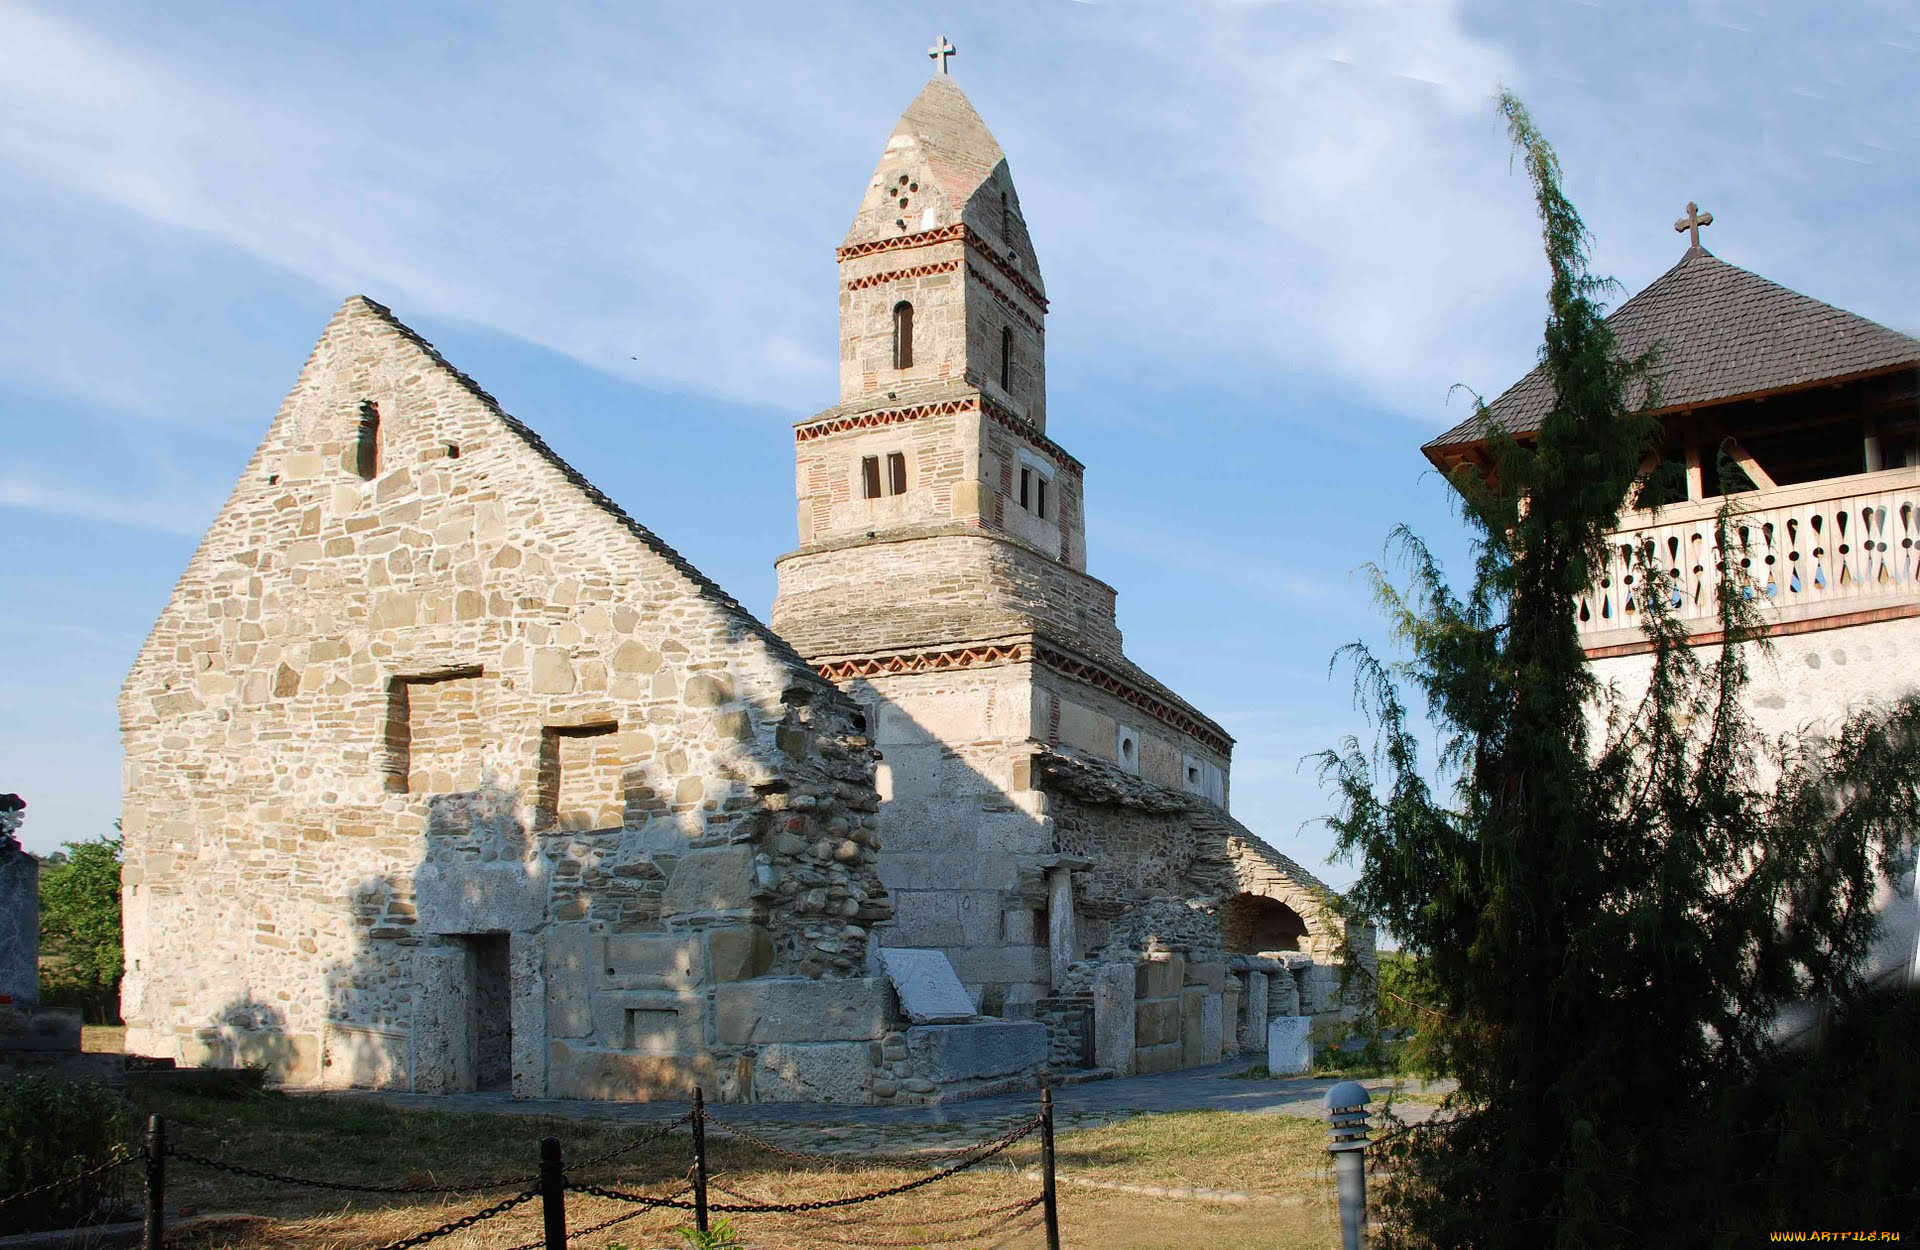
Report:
1036,478,1049,519
1019,466,1031,510
887,452,907,495
354,400,381,480
383,667,484,793
537,721,624,831
861,455,883,499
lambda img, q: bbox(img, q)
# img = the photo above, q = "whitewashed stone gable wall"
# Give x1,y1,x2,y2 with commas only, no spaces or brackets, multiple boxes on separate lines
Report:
121,297,894,1100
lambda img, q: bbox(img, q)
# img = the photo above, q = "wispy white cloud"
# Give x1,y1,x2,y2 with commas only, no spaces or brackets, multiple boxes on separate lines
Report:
0,471,214,535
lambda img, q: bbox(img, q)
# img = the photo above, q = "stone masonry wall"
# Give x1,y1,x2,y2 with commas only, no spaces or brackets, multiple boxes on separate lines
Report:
1591,614,1920,984
773,533,1122,664
121,297,895,1101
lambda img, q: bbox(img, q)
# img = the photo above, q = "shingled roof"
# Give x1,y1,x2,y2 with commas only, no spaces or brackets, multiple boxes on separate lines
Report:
1425,247,1920,460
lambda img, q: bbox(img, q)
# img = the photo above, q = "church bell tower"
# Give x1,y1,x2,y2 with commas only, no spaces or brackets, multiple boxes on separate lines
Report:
772,51,1111,667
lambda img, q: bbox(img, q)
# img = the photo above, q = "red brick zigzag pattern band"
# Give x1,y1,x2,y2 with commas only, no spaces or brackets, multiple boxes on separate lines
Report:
816,642,1232,755
795,395,1083,478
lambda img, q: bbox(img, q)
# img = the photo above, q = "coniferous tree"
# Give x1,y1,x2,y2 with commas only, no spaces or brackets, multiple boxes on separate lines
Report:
1321,94,1920,1245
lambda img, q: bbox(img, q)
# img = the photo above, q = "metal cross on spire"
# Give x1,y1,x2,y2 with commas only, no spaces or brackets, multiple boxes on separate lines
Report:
1674,201,1714,252
928,34,956,74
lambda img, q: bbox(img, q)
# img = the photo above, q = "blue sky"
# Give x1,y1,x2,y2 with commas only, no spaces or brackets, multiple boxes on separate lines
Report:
1,2,1914,883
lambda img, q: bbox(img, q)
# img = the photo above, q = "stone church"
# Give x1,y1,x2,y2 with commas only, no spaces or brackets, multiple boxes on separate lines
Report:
119,62,1370,1103
1426,214,1920,986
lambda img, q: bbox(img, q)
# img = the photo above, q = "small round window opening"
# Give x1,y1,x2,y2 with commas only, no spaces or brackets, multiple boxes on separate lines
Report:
1120,736,1136,763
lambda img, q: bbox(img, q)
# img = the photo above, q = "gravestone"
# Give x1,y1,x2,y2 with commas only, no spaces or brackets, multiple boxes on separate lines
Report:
1267,1015,1312,1075
0,795,82,1055
877,947,977,1024
0,795,38,1007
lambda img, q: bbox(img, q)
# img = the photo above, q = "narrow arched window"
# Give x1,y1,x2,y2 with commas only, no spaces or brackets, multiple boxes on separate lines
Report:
354,400,380,480
892,301,914,369
999,326,1013,392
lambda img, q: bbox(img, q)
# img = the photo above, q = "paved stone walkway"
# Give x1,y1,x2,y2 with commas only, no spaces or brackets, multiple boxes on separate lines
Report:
307,1063,1452,1156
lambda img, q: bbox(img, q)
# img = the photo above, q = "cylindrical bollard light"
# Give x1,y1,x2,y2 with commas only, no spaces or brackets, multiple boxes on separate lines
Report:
1324,1080,1371,1250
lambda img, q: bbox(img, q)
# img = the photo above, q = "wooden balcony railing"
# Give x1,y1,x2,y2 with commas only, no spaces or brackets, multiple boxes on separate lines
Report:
1578,465,1920,644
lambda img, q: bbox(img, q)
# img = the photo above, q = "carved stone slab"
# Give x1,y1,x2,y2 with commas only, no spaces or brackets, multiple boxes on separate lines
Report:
878,948,977,1024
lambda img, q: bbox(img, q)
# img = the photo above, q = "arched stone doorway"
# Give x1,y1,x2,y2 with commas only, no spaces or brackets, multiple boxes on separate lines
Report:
1220,892,1308,955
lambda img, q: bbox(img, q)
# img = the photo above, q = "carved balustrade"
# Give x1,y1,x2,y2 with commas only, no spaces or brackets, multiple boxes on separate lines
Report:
1578,465,1920,642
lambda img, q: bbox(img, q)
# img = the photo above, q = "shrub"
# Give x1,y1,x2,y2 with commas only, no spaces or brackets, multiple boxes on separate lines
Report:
0,1074,135,1232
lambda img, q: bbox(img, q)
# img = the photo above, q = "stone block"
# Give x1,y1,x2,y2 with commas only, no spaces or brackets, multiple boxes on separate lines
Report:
599,933,703,991
752,1042,875,1103
1268,1016,1312,1075
904,1021,1046,1083
1136,954,1184,999
884,890,965,946
1180,988,1209,1067
548,1042,713,1101
706,927,775,982
1134,1041,1182,1074
713,977,891,1045
1134,997,1180,1047
661,846,754,918
683,674,733,708
878,948,976,1024
945,944,1050,986
414,861,550,934
1185,961,1226,994
593,992,699,1055
546,924,594,1038
1092,963,1135,1075
1220,988,1239,1056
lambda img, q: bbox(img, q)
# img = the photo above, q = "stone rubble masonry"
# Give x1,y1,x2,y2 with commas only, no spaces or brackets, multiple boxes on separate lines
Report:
119,296,898,1102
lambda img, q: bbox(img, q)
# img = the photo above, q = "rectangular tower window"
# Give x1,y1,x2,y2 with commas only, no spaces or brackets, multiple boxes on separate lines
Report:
1019,466,1031,510
999,326,1013,393
861,455,882,499
887,452,907,495
1036,478,1048,519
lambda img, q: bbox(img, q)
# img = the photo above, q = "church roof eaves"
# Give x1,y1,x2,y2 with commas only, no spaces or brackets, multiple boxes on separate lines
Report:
1424,249,1920,461
348,296,832,690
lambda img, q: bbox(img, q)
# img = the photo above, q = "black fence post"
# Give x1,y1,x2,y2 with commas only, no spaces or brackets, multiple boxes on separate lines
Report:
691,1087,710,1233
142,1115,165,1250
1040,1082,1061,1250
538,1136,567,1250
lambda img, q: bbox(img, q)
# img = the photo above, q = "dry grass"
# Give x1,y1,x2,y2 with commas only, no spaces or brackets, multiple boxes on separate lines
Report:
82,1024,128,1053
117,1085,1340,1250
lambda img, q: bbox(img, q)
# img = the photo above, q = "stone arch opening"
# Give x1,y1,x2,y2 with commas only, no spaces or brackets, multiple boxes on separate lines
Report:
1220,892,1308,955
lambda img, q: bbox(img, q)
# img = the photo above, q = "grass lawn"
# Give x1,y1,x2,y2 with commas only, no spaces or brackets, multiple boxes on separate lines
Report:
115,1084,1343,1249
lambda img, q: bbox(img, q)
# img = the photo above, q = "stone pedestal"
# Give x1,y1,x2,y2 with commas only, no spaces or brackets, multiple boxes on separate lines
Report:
1239,971,1268,1052
1267,1015,1312,1075
1045,866,1077,990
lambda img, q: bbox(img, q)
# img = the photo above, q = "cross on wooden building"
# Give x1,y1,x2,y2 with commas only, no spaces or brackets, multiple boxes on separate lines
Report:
1674,201,1714,253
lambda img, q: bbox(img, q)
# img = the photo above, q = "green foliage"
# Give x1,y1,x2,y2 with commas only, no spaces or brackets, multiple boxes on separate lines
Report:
0,1075,134,1232
1363,951,1447,1078
606,1219,745,1250
1318,91,1920,1246
38,831,123,1022
678,1219,744,1250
